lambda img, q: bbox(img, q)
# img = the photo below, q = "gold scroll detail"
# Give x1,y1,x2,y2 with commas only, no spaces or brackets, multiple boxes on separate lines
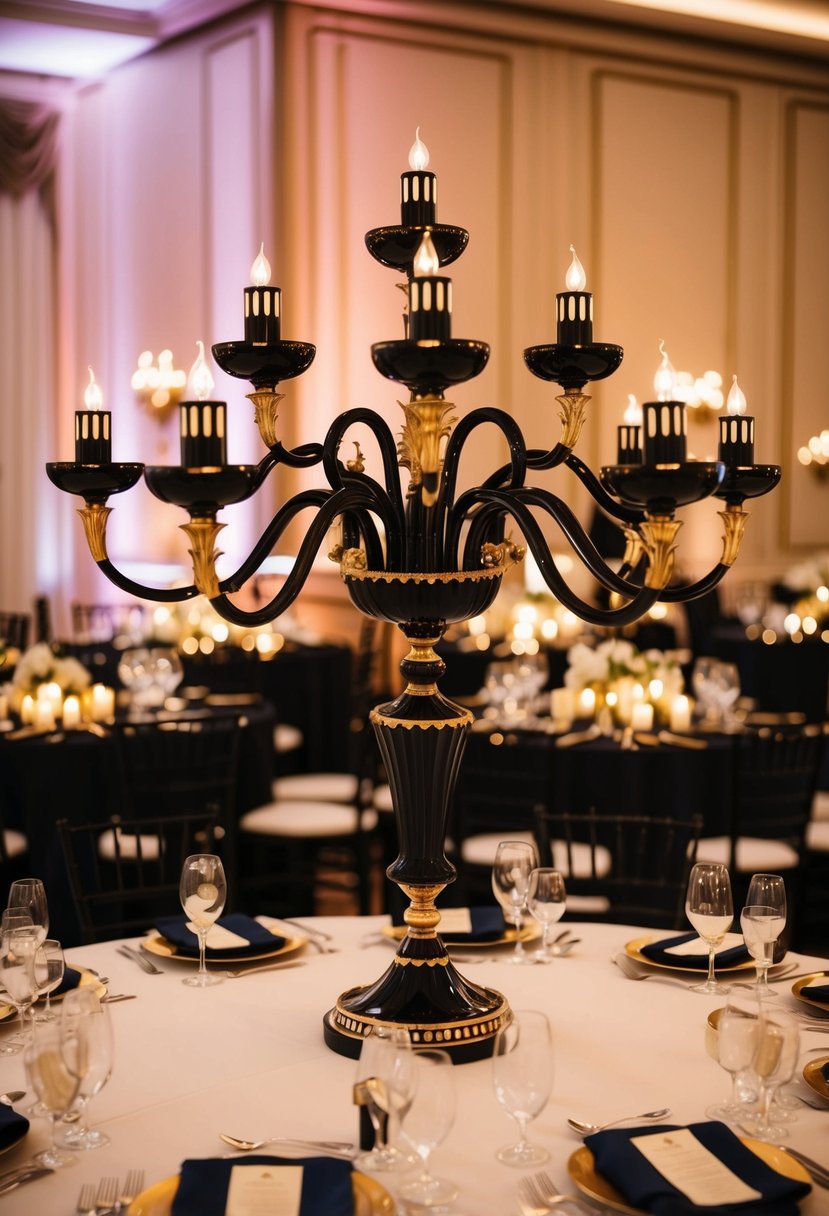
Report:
481,539,525,569
400,883,445,938
78,503,112,563
246,389,285,449
397,395,457,507
639,514,682,590
556,391,591,451
622,526,644,570
370,707,474,731
718,503,750,566
180,517,225,599
401,635,441,697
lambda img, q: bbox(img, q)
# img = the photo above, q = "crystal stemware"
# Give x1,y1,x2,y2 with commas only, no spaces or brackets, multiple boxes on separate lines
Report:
60,988,114,1150
23,1019,81,1167
492,840,538,965
179,853,226,987
743,1011,800,1141
7,878,48,944
397,1049,458,1208
527,868,567,962
492,1009,553,1167
685,862,733,995
705,1003,759,1122
354,1026,417,1174
0,923,40,1037
740,905,785,1000
33,938,64,1022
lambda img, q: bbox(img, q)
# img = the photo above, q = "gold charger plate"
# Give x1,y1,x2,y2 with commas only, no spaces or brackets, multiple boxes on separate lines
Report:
792,972,829,1013
141,930,306,966
381,921,539,948
205,692,262,707
128,1170,393,1215
568,1137,810,1216
0,964,105,1021
624,935,754,974
803,1055,829,1102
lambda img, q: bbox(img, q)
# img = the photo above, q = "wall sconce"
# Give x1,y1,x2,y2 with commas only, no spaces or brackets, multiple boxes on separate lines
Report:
674,368,724,422
131,349,186,424
797,430,829,477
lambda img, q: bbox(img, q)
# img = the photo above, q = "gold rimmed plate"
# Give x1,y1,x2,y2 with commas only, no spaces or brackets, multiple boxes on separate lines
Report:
803,1055,829,1102
624,935,754,974
381,922,539,948
568,1138,810,1216
792,972,829,1014
0,965,106,1021
127,1170,393,1215
140,930,306,966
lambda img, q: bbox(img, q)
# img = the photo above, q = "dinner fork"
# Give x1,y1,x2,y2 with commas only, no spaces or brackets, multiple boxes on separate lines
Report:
117,1168,145,1211
94,1176,118,1214
76,1183,96,1216
518,1171,586,1214
613,953,692,989
117,945,162,974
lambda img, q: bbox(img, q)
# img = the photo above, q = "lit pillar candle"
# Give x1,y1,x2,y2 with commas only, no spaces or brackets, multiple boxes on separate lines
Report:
401,127,437,227
556,246,593,345
75,367,111,464
62,694,81,729
617,394,643,463
550,686,574,726
670,694,691,732
578,687,596,718
643,341,686,464
20,694,34,724
180,341,227,467
244,243,281,345
718,375,755,467
408,231,452,342
631,701,654,731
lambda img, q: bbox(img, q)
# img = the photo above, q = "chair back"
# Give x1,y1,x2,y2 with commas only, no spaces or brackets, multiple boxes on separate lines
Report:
533,806,703,930
57,811,220,943
113,718,242,822
0,612,30,651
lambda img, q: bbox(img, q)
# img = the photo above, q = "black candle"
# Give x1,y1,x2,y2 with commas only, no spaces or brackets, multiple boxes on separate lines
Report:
180,342,227,467
401,127,437,228
556,246,593,345
244,243,281,345
74,367,111,464
718,375,755,466
617,395,643,463
408,232,452,342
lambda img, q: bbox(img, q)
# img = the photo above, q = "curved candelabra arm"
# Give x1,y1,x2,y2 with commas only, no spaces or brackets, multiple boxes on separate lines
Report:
320,407,406,563
75,503,201,603
564,453,645,525
655,503,750,604
269,440,326,469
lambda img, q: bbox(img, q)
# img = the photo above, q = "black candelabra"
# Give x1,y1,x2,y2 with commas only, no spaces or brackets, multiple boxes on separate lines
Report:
47,133,780,1061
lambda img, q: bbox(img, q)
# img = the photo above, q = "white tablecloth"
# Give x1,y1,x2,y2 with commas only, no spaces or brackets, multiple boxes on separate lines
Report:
3,917,828,1214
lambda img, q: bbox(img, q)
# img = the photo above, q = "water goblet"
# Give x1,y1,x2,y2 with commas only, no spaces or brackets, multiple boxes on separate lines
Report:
23,1019,81,1167
0,923,40,1036
691,658,720,725
354,1027,417,1174
179,853,226,987
746,873,787,959
711,661,740,727
743,1011,800,1141
740,906,785,1000
7,878,48,943
705,1003,759,1122
60,988,114,1150
685,862,733,995
397,1049,458,1208
492,841,538,965
33,938,64,1022
527,868,567,962
492,1009,553,1167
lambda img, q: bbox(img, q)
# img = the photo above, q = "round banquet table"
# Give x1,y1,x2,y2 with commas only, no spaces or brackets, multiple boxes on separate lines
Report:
1,917,827,1214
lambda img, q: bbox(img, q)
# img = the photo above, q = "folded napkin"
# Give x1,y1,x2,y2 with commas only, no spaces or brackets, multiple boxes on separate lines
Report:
586,1121,811,1215
154,914,285,959
801,980,829,1005
172,1156,352,1216
52,966,83,997
639,932,751,970
392,905,506,943
0,1104,29,1152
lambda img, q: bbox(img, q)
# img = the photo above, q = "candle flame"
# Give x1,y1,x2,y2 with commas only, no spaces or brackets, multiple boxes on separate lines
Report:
623,393,642,425
408,126,430,171
250,241,271,287
653,339,676,401
188,340,214,402
727,374,747,416
84,366,103,411
565,244,587,292
413,230,439,277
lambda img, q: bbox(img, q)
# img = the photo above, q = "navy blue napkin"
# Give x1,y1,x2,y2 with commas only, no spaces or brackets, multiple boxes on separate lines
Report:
392,906,506,942
639,932,751,970
0,1104,28,1152
172,1156,353,1216
53,966,83,997
586,1121,811,1215
154,914,285,959
802,982,829,1005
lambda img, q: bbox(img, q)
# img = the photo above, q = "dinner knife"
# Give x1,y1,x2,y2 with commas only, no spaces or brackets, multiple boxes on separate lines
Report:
772,1147,829,1190
0,1166,53,1195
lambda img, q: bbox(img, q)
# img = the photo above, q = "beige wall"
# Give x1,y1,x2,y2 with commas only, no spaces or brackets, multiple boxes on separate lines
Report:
49,0,829,637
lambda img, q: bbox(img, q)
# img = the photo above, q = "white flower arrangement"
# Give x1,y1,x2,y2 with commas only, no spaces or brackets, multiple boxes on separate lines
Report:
9,643,92,696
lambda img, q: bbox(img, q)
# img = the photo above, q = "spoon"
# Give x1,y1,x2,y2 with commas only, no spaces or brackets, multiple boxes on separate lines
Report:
0,1092,25,1107
567,1108,671,1135
219,1133,356,1157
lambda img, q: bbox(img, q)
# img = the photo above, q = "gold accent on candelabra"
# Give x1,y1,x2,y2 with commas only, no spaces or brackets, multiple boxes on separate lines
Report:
78,502,112,562
371,707,474,730
400,883,445,937
556,390,591,450
401,635,441,696
346,441,365,473
246,389,285,449
180,517,225,598
639,514,683,590
397,395,457,507
622,526,644,570
718,502,750,567
481,539,525,569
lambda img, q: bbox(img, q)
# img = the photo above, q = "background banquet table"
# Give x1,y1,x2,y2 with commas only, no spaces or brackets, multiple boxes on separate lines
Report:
2,917,828,1214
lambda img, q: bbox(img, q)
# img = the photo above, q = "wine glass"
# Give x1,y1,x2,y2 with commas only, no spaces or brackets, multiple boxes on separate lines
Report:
747,873,787,960
741,906,785,1000
7,879,48,943
33,939,64,1022
23,1019,81,1167
179,854,226,987
743,1011,800,1141
705,1003,759,1121
492,841,538,965
397,1049,458,1208
527,868,567,962
354,1027,417,1174
60,988,114,1150
711,661,740,727
492,1009,553,1167
691,658,719,725
0,923,40,1034
685,862,734,995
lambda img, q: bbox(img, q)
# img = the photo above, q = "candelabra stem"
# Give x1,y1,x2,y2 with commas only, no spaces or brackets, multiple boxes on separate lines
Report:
639,514,683,590
718,502,750,566
247,388,285,449
180,518,225,599
556,390,590,451
77,502,112,562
